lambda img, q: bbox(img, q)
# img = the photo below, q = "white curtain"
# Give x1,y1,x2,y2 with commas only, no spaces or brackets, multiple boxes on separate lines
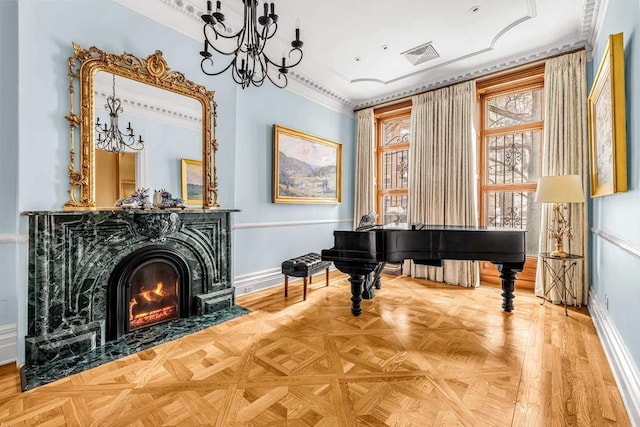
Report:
408,81,479,287
353,108,376,229
536,50,589,305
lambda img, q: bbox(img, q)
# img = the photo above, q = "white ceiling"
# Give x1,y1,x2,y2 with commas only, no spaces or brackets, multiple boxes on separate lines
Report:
115,0,605,113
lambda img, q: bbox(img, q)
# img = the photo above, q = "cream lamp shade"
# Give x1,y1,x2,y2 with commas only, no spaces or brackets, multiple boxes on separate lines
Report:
535,175,585,203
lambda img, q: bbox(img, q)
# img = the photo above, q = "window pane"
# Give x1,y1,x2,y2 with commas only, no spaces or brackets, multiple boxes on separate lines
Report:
486,88,542,128
381,194,408,225
485,131,541,185
382,117,410,146
382,149,409,190
485,191,540,254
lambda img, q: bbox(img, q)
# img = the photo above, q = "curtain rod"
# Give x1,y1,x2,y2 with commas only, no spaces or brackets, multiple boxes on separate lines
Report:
353,46,586,113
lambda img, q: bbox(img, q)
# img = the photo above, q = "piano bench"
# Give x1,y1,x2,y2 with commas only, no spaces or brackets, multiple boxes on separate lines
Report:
281,253,331,301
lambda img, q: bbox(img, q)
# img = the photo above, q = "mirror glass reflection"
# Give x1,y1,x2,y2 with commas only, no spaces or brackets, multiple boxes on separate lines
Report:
93,71,203,207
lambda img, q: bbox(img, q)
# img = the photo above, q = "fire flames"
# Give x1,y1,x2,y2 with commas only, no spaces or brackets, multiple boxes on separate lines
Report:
139,281,166,303
129,281,178,329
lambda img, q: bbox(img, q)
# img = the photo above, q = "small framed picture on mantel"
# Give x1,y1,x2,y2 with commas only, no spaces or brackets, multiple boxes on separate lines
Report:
181,158,203,205
272,124,342,204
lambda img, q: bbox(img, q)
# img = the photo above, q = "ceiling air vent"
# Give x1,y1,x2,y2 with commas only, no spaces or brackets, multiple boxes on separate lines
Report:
401,42,440,66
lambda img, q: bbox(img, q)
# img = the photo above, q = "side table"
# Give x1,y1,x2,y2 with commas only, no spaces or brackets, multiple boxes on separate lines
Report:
538,253,584,316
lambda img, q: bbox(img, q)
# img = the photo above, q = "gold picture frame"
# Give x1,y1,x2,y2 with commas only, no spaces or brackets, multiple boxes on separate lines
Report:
181,158,204,205
273,125,342,204
588,32,627,197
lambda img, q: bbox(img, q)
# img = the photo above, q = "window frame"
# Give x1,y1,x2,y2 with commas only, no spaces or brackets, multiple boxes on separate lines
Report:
476,64,545,288
374,101,412,225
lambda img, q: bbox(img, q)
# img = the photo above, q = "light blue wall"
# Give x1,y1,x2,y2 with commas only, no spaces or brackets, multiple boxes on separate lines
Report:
589,0,640,369
17,0,238,211
0,0,20,329
3,0,355,363
233,84,355,275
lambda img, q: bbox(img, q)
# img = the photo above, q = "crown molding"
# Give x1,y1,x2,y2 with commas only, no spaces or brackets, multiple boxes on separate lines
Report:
353,39,588,109
114,0,604,113
589,0,610,53
286,72,355,113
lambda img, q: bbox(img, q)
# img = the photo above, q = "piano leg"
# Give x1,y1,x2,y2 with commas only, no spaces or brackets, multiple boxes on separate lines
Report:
348,274,365,316
497,265,517,312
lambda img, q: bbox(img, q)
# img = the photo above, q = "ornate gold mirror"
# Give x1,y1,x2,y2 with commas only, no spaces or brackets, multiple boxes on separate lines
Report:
65,43,219,209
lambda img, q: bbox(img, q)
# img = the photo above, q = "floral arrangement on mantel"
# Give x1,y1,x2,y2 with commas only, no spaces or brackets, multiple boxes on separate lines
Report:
115,188,186,209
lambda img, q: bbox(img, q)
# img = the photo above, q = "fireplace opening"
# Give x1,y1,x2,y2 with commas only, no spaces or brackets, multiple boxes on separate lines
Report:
129,260,180,331
107,246,191,341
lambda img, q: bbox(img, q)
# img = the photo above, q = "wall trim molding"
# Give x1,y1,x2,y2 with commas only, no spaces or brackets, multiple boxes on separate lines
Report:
591,227,640,260
233,218,352,230
0,323,17,366
589,290,640,425
0,234,27,244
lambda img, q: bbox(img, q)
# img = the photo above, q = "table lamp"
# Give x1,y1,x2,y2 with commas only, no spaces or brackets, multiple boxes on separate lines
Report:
535,175,585,257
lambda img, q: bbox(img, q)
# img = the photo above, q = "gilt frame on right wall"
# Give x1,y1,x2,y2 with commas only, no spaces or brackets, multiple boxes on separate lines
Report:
588,32,627,197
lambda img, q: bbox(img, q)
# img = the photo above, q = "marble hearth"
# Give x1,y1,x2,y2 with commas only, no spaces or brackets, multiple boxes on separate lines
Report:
21,209,247,390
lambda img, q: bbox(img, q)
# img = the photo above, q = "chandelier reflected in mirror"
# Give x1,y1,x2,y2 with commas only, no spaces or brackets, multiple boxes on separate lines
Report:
95,74,144,153
199,0,303,89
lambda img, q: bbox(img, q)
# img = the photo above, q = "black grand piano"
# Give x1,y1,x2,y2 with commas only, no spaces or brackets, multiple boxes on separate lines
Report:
321,223,526,316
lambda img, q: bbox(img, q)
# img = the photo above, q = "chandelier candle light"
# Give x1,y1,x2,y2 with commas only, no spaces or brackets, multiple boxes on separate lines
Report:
95,74,144,153
199,0,303,88
535,175,585,258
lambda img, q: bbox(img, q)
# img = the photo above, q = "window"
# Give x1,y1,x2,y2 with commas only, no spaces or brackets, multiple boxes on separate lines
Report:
375,102,411,225
477,65,545,287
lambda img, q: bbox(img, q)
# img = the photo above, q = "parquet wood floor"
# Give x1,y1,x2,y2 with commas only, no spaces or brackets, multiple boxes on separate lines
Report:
0,273,630,426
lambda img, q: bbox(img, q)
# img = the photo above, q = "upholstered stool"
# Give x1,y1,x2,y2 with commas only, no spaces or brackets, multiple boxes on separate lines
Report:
281,253,331,301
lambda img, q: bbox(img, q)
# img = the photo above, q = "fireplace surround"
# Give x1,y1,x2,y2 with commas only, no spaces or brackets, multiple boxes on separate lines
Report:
22,209,244,390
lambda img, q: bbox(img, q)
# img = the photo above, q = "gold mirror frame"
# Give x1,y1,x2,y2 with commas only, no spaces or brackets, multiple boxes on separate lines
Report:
65,43,219,209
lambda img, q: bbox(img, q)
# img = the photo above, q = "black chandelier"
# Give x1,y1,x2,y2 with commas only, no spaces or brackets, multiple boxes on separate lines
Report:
95,74,144,153
199,0,303,89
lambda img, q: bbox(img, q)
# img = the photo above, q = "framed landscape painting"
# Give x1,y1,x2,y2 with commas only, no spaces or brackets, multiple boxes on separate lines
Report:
588,32,627,197
273,125,342,204
181,158,203,205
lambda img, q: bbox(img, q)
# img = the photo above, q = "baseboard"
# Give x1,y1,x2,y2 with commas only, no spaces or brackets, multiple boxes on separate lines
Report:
234,268,284,296
589,290,640,426
0,323,17,366
234,266,338,297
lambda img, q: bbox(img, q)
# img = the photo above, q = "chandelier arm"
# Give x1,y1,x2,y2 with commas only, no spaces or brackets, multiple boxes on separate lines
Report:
285,48,304,68
261,21,278,41
265,69,288,89
205,18,246,42
201,57,236,76
231,55,251,88
263,48,303,70
204,26,241,56
250,53,268,86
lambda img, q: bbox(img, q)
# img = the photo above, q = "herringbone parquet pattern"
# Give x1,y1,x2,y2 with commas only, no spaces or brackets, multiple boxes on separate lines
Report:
0,273,631,426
